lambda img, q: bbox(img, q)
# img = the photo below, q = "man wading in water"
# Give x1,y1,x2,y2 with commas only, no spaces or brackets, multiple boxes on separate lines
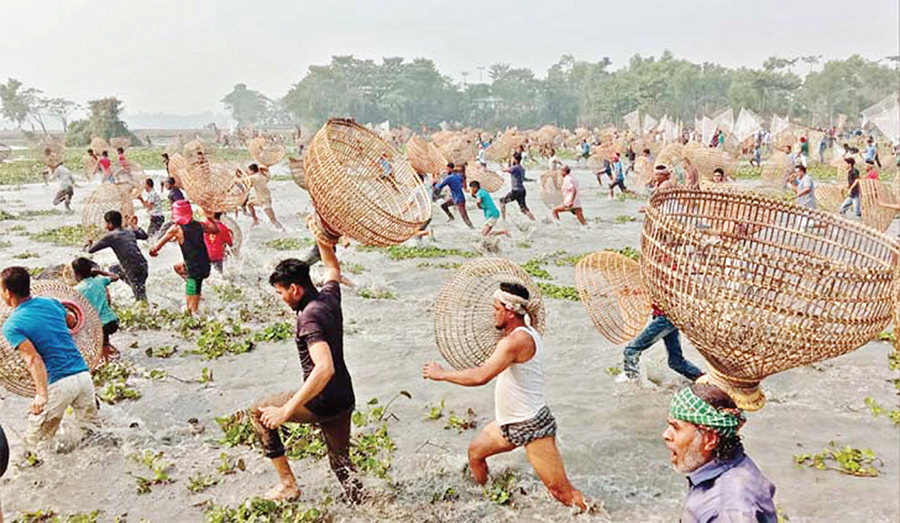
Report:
248,238,362,502
422,282,587,510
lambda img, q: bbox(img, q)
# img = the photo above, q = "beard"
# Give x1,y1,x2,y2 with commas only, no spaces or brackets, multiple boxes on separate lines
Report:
672,431,710,474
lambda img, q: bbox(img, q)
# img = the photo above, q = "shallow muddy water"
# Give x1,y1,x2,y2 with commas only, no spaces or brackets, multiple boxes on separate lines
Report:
0,164,897,522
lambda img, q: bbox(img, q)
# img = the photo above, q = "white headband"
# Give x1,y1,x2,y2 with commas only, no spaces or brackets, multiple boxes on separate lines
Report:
493,289,529,316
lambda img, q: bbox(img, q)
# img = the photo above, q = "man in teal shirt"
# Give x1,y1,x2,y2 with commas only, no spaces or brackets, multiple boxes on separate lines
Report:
72,257,121,363
469,181,508,237
1,266,99,452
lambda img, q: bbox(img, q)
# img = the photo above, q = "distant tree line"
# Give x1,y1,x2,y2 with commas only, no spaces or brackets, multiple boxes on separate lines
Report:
223,52,900,131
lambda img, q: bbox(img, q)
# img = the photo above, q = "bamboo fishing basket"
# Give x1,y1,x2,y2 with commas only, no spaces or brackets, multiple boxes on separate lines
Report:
641,187,899,410
82,184,136,242
859,179,898,232
0,280,103,397
249,137,286,167
180,161,252,213
434,258,546,370
466,162,505,193
304,118,431,246
575,252,652,345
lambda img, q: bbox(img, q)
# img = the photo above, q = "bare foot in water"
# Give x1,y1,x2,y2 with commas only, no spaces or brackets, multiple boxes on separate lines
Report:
265,484,300,501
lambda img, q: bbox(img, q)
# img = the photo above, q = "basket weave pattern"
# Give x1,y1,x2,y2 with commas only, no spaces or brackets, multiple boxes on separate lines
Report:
466,162,505,193
82,184,136,242
0,281,103,396
434,258,546,370
406,136,447,177
641,188,898,409
575,252,652,345
304,119,431,246
860,179,898,232
181,162,251,213
249,137,286,167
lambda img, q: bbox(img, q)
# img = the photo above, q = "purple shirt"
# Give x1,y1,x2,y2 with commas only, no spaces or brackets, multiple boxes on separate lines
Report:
682,449,777,523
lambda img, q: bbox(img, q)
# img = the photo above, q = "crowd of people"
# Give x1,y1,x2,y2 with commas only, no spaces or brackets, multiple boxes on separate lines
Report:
4,124,898,521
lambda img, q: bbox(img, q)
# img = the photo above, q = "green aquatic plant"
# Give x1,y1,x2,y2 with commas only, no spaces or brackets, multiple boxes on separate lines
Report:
145,345,176,358
129,450,173,495
444,408,477,433
357,287,397,300
793,441,883,477
521,259,552,280
29,225,84,246
253,322,294,342
203,498,324,523
192,319,253,359
416,261,462,270
484,470,519,506
217,452,246,475
863,397,900,426
536,282,579,301
264,237,314,251
13,251,40,259
614,214,636,223
187,473,220,493
363,244,478,260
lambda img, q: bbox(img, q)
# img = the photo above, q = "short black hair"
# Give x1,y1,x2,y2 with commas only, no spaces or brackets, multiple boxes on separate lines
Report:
713,168,725,176
145,178,154,188
213,212,223,219
117,147,124,154
102,151,109,157
162,152,169,160
104,210,123,228
166,176,177,186
500,281,529,301
1,266,30,298
469,180,481,189
844,157,856,166
71,257,99,280
248,163,260,173
513,152,522,163
87,148,94,154
446,162,455,170
795,164,807,174
269,258,314,290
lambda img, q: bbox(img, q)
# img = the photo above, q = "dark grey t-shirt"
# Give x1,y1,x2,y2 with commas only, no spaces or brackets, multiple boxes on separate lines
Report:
510,164,526,191
296,281,354,417
88,228,149,276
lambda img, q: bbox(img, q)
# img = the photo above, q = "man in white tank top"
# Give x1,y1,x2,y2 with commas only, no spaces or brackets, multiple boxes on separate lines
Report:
423,282,587,510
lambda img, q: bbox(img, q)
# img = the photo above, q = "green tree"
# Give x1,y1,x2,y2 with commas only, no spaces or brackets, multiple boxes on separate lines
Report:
221,83,270,126
65,97,138,146
0,78,47,133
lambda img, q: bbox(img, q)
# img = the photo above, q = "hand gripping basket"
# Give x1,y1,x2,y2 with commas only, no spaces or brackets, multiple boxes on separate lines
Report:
434,258,546,370
181,161,252,213
304,118,431,246
641,187,899,410
0,280,103,396
248,137,286,167
82,184,136,242
575,252,652,345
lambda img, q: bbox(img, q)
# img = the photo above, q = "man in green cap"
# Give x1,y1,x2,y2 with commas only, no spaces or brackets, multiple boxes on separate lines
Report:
663,383,777,522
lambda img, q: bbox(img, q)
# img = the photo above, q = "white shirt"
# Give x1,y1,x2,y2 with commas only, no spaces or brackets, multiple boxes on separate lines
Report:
54,165,74,190
494,326,547,425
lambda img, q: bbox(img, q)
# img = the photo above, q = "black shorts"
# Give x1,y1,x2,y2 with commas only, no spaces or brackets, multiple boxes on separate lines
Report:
500,189,529,212
611,179,627,191
102,320,119,346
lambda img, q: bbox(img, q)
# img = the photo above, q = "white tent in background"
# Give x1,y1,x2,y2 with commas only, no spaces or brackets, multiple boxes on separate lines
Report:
701,116,717,145
867,98,900,142
624,110,641,134
861,94,899,127
734,107,763,141
771,114,790,136
643,114,658,134
712,107,734,135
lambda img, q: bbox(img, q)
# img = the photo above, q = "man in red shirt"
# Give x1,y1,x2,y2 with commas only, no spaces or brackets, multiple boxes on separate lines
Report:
204,212,233,273
98,151,112,183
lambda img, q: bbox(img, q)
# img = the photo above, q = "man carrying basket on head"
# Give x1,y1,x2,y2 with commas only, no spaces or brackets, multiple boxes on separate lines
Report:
422,282,587,510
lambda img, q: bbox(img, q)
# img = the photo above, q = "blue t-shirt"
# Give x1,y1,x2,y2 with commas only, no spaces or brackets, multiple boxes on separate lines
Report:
614,161,624,181
475,188,500,219
75,276,118,326
509,164,526,191
2,297,88,384
436,173,466,204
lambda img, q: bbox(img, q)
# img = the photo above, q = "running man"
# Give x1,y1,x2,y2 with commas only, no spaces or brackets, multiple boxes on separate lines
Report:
248,163,284,230
1,266,99,454
435,165,473,228
149,200,216,315
98,151,113,183
71,258,120,363
422,282,587,510
249,241,362,502
552,166,587,225
138,178,166,237
499,152,536,221
51,163,75,212
87,211,149,302
469,180,508,236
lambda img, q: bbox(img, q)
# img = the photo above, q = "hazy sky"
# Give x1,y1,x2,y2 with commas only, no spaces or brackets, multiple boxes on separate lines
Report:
1,0,898,116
